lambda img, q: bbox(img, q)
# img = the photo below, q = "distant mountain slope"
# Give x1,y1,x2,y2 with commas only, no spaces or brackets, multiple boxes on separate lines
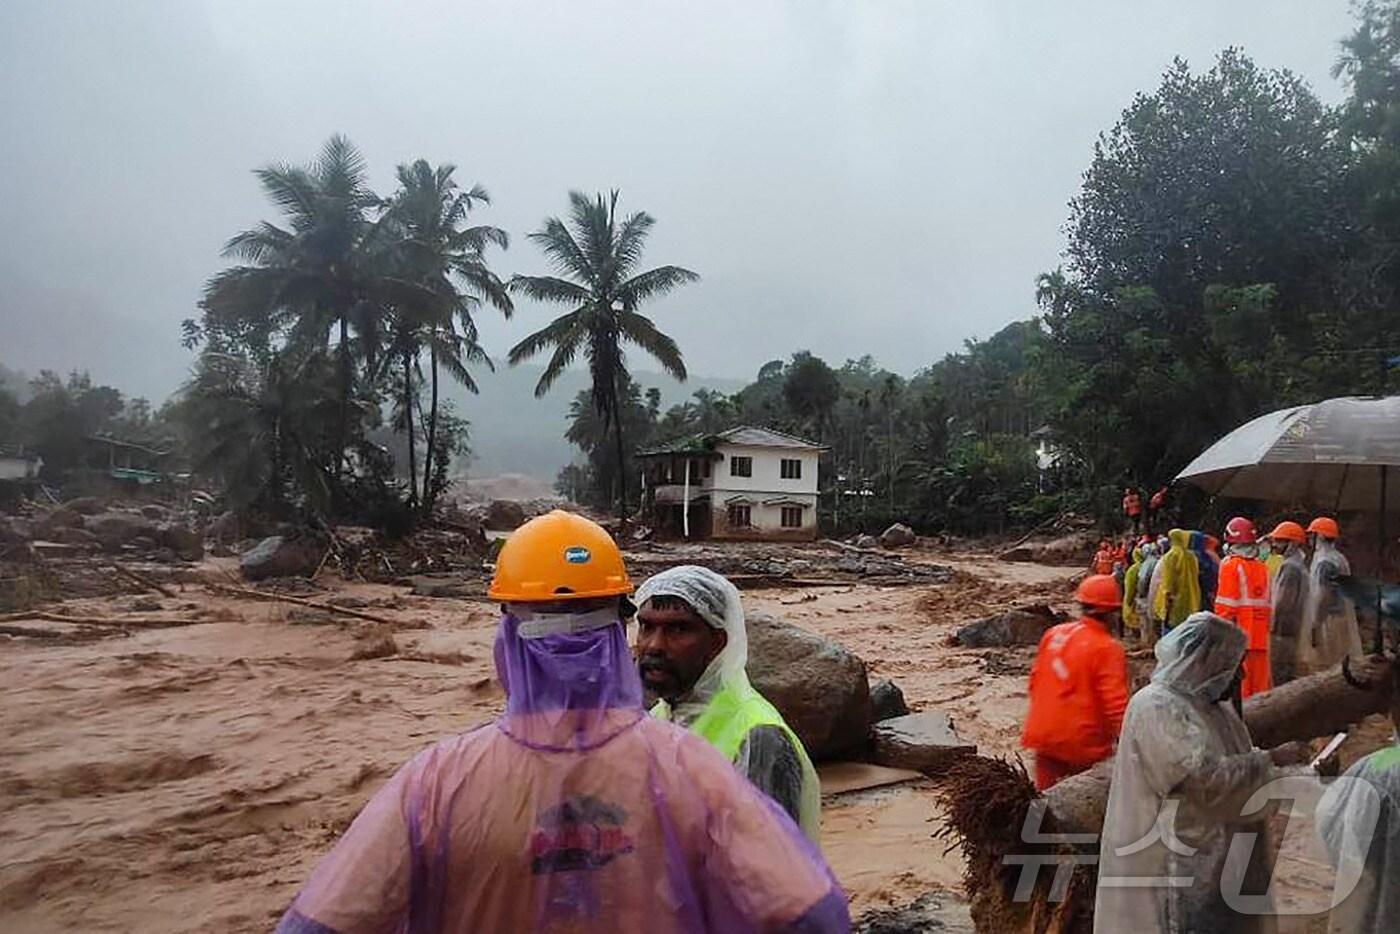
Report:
450,362,745,478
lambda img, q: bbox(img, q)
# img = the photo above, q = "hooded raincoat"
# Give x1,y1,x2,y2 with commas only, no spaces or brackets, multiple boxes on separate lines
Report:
1191,532,1221,608
274,606,848,934
1151,530,1202,632
1269,544,1308,685
638,566,822,843
1136,543,1161,644
1122,547,1146,632
1301,538,1364,675
1094,613,1278,934
1315,739,1400,933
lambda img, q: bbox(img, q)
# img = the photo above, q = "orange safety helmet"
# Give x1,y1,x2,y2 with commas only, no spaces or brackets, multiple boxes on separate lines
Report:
1267,520,1306,544
487,510,634,603
1307,516,1341,540
1223,516,1257,544
1076,574,1122,610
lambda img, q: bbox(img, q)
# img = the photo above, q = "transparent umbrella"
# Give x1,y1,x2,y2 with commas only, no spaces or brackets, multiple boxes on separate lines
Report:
1176,395,1400,652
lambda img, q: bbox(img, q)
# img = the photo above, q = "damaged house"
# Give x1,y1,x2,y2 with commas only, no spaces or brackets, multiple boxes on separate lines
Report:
638,426,824,541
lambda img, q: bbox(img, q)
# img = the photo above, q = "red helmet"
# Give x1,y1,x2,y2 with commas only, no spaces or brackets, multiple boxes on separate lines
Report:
1223,517,1257,544
1076,574,1122,610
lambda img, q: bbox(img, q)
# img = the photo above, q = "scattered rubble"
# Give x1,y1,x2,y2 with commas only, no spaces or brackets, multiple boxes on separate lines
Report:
853,533,880,549
871,712,977,774
949,604,1064,648
855,893,973,934
625,540,953,587
747,611,872,760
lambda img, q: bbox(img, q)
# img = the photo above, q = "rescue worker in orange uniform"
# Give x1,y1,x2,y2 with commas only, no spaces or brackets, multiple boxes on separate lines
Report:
1122,487,1143,534
1214,516,1273,698
1021,574,1130,791
1092,540,1116,576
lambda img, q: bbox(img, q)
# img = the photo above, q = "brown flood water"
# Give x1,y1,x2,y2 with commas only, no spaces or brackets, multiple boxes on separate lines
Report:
4,551,1240,931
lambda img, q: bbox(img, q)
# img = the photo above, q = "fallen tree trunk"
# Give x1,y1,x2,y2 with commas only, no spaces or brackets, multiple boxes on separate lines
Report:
1045,654,1395,835
937,655,1396,933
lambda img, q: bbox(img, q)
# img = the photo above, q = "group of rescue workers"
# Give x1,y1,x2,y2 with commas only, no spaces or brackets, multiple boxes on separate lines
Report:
271,508,1397,933
1024,512,1399,932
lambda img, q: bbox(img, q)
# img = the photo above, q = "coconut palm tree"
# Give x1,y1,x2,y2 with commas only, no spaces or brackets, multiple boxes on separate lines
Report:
201,136,430,491
383,160,511,512
509,190,697,516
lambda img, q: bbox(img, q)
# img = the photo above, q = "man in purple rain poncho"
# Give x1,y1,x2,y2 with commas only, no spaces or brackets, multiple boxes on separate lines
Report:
274,510,849,934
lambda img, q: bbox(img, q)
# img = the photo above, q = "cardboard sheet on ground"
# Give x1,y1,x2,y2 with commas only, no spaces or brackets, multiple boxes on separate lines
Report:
817,761,923,796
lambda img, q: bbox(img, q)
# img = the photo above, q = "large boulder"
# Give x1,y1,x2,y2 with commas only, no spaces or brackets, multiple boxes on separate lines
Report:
880,523,917,549
746,611,872,760
158,523,205,562
853,534,880,550
999,532,1098,567
61,496,106,516
87,512,160,551
239,535,323,581
36,506,84,537
140,504,172,521
951,604,1063,648
485,500,527,531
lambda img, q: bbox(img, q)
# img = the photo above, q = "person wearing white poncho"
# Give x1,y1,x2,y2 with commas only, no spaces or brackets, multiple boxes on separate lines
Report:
1315,665,1400,934
1094,612,1304,933
635,565,822,841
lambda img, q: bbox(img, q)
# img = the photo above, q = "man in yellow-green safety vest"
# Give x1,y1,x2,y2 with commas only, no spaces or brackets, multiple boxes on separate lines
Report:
635,565,822,842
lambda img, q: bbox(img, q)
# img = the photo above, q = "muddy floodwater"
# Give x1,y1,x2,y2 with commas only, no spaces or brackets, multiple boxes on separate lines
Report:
2,552,1080,931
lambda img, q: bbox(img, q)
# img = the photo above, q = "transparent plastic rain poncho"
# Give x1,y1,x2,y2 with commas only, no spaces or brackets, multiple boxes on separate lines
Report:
1300,537,1363,674
1316,740,1400,933
1094,613,1278,934
1269,544,1309,684
274,605,848,934
1150,529,1201,631
636,566,822,842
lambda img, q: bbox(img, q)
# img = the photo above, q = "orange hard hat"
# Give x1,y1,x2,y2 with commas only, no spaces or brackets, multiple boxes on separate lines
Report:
487,510,634,603
1267,521,1306,544
1307,517,1341,540
1076,574,1122,610
1223,516,1257,544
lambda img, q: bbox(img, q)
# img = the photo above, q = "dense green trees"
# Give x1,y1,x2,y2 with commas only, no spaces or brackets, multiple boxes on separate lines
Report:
182,138,512,523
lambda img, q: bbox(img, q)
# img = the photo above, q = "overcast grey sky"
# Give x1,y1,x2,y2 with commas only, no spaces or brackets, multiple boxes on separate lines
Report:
0,0,1358,402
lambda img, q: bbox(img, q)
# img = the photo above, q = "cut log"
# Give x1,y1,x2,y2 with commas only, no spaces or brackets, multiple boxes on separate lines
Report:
206,582,406,627
936,656,1396,933
1044,654,1396,835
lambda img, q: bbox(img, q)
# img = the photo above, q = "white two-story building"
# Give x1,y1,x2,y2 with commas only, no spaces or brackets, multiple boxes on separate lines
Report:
638,426,825,541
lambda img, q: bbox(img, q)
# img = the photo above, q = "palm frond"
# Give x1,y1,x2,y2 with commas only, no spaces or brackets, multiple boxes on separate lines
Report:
616,264,700,305
526,215,594,280
509,275,592,306
252,165,319,228
619,310,687,381
508,308,587,367
535,331,586,397
611,210,657,279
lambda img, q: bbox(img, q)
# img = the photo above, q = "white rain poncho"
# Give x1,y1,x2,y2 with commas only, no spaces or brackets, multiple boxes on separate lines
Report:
1270,544,1308,684
637,566,822,841
1316,739,1400,933
1094,613,1278,934
1301,538,1363,674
